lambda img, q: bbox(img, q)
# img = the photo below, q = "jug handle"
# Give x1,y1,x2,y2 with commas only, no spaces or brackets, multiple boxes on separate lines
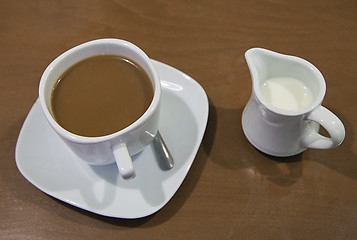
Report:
301,106,345,149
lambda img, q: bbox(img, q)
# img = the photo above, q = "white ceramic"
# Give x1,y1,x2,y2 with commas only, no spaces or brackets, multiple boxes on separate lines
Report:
242,48,345,157
39,39,161,179
16,60,209,219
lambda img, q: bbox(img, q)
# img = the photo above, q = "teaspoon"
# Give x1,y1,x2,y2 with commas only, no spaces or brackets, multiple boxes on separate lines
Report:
153,131,174,170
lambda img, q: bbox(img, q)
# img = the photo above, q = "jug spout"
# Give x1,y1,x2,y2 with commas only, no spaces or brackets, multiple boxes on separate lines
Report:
244,48,269,86
245,48,325,90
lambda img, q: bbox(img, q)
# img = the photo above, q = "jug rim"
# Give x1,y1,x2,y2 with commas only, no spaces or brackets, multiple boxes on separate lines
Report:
245,47,326,116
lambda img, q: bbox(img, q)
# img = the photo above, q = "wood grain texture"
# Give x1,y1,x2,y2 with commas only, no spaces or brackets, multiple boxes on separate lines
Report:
1,0,356,239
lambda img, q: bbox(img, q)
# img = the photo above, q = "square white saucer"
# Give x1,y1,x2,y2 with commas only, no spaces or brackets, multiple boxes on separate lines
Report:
15,60,209,219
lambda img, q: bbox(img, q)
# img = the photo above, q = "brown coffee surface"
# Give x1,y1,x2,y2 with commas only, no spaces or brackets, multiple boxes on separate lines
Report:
51,55,154,137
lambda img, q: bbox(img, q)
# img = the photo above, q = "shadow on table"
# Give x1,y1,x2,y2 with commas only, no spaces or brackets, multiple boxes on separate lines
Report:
203,103,357,186
202,103,303,186
7,100,356,228
59,105,356,227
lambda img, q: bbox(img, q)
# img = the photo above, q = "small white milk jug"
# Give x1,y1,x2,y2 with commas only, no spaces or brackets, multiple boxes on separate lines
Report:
242,48,345,157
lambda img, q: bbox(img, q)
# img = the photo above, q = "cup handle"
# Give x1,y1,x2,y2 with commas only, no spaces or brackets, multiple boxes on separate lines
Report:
112,143,135,179
301,106,345,149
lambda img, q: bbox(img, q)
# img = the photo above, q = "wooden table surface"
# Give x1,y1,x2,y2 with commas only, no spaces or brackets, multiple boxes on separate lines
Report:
1,0,356,239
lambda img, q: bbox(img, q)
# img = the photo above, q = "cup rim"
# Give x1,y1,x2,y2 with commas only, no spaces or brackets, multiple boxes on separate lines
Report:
39,38,161,143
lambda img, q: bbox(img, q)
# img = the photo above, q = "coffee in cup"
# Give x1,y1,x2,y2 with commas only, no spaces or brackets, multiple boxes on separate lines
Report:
51,54,154,137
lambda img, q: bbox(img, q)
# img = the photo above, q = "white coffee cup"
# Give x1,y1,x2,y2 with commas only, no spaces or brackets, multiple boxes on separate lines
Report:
39,39,161,179
242,48,345,157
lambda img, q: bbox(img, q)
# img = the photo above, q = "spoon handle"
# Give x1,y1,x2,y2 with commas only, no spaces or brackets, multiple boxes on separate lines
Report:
153,131,174,170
